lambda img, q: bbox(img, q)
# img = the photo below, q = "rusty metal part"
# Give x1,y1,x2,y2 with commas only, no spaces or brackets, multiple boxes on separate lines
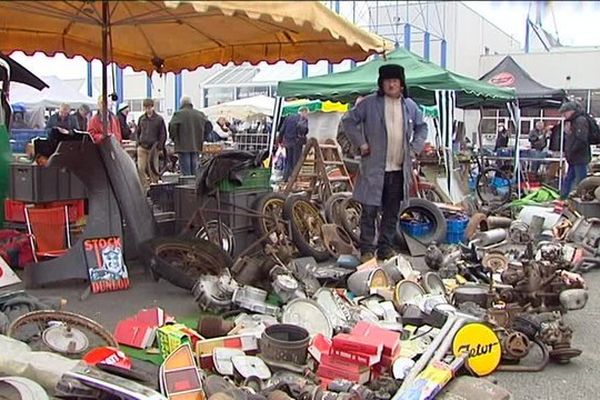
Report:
509,221,532,243
538,315,581,364
501,331,530,360
496,338,549,372
321,223,358,258
7,310,117,356
486,216,512,229
192,274,239,313
482,252,508,272
198,316,235,338
465,213,488,240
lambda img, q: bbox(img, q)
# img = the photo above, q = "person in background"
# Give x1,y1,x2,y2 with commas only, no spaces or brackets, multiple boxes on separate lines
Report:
134,98,167,190
213,117,232,141
342,64,428,262
494,123,509,151
277,106,309,182
46,103,78,145
169,96,207,176
559,101,591,200
528,120,548,175
11,112,27,129
116,103,131,140
73,104,91,131
87,95,122,145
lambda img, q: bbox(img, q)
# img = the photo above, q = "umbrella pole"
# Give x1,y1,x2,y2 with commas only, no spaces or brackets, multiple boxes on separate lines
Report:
101,0,108,138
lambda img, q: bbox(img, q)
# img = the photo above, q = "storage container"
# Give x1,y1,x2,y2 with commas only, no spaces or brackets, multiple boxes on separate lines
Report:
218,168,271,192
148,182,176,212
9,163,86,202
399,220,433,237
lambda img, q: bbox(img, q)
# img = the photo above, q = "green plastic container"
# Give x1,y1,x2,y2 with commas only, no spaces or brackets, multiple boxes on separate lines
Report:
218,168,271,192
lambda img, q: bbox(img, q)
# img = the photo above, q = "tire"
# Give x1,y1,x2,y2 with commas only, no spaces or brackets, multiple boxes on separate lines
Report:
283,196,330,262
397,198,447,245
476,167,512,205
576,176,600,201
252,192,290,242
465,212,489,240
339,197,363,244
143,236,232,291
324,192,351,223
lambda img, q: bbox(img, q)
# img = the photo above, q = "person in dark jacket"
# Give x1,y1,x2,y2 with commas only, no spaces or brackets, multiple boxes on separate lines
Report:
73,104,90,131
46,103,78,147
528,120,547,175
494,123,509,151
342,64,428,262
116,103,131,140
169,96,207,176
135,98,167,189
277,106,309,182
559,101,591,199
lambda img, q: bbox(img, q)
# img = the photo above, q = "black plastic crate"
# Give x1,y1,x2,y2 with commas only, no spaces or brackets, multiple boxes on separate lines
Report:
10,163,86,202
148,182,176,212
174,185,271,232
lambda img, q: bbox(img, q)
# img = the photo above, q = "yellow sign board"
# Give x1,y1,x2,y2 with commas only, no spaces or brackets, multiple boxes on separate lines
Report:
451,322,501,377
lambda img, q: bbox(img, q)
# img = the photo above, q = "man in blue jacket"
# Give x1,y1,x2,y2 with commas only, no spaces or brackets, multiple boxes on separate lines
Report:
278,106,309,182
342,64,428,262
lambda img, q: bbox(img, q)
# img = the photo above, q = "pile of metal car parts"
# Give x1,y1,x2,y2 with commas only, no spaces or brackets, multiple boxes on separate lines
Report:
424,202,593,372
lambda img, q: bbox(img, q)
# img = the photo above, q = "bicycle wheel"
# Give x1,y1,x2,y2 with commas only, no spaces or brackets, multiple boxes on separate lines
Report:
476,167,512,205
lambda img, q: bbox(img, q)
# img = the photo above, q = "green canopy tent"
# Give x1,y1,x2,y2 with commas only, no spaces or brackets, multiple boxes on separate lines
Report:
277,47,515,108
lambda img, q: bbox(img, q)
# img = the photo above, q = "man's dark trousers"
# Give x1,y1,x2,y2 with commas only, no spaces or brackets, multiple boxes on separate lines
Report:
284,143,303,182
359,170,404,254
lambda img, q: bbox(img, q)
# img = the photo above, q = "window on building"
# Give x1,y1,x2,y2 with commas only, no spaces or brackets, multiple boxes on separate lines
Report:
129,99,143,112
237,86,269,99
482,109,497,117
590,90,600,117
205,87,235,107
521,107,542,118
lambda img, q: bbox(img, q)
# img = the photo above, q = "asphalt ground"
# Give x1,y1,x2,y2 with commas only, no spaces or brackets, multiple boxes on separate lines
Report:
10,256,600,400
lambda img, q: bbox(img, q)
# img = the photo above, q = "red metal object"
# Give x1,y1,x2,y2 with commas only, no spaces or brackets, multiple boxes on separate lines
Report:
4,198,85,223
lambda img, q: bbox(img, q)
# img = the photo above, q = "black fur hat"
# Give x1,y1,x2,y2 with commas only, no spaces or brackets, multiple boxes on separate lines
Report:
378,64,408,97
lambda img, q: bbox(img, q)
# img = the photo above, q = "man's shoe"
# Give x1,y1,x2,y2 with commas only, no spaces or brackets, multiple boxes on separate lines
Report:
377,247,396,261
360,251,375,264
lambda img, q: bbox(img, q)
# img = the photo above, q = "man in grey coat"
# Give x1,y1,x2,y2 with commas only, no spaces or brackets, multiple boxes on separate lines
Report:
169,96,207,176
342,64,428,262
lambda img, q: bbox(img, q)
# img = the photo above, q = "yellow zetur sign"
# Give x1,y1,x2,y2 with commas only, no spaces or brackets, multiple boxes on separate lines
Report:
451,322,501,377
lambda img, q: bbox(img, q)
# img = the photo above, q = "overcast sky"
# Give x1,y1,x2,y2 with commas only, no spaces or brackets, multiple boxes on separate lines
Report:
9,1,600,81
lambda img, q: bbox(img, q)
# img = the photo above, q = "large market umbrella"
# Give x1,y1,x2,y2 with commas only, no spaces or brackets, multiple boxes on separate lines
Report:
0,54,48,91
0,1,391,74
0,0,391,136
277,47,515,108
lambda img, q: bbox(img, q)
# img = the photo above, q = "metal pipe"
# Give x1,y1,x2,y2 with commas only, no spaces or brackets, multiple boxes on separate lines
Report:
432,312,479,362
397,313,457,393
101,0,108,138
470,228,508,247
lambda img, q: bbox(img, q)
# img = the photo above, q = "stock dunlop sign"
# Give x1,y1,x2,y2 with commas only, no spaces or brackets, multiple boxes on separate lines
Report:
451,322,501,376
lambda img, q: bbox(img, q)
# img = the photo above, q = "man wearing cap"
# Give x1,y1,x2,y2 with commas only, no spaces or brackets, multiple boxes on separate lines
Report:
342,64,428,262
135,98,167,189
117,103,131,140
169,96,207,176
559,101,591,199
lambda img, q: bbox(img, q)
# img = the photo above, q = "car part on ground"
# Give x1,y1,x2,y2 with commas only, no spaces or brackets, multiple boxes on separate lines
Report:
398,198,447,245
281,298,333,338
144,236,232,291
6,310,117,357
465,212,489,241
253,192,293,248
575,175,600,201
192,273,239,313
259,324,310,372
339,197,362,244
283,196,330,262
232,286,280,316
476,167,512,206
321,223,358,258
324,192,351,224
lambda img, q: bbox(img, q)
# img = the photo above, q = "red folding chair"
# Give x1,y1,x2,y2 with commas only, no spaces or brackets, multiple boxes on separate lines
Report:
24,205,72,262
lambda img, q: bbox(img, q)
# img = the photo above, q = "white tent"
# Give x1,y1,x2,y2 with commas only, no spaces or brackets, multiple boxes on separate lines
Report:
201,95,275,121
10,75,96,109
